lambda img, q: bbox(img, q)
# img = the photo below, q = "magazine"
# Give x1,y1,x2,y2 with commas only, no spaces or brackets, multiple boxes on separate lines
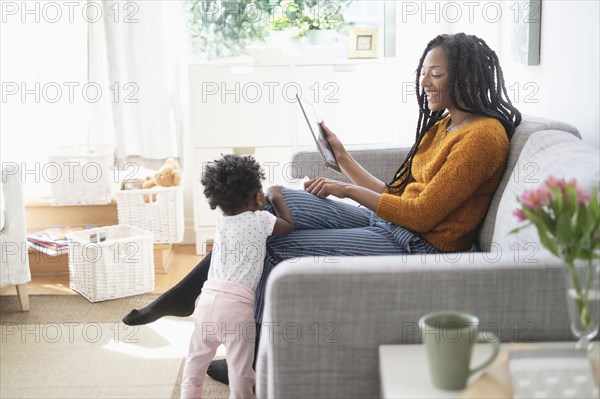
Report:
27,225,95,256
508,348,598,398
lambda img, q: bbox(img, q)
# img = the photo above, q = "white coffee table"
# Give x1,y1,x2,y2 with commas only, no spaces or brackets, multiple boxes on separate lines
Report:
379,343,501,398
379,342,600,399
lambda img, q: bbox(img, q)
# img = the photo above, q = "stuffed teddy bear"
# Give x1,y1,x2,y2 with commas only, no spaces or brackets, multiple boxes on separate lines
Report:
139,158,182,202
142,158,182,190
120,158,183,193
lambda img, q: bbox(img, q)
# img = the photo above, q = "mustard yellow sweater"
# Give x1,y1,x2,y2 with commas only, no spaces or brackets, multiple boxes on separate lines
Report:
376,116,509,252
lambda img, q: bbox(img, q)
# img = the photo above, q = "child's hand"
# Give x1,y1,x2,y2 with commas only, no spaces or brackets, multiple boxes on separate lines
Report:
266,185,284,201
266,185,294,235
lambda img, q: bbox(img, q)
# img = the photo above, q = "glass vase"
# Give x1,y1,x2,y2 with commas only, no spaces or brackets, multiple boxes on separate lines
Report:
563,260,600,350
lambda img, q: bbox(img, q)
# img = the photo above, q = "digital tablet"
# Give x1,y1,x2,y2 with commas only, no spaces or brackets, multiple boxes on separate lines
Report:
296,94,341,173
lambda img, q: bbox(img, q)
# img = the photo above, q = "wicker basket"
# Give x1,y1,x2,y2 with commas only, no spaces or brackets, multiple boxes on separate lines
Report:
67,225,155,302
48,145,116,205
114,186,184,243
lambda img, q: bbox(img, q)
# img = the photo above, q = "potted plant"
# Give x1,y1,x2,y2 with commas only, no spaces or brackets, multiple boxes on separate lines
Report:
270,0,352,45
511,177,600,350
186,0,274,59
185,0,352,59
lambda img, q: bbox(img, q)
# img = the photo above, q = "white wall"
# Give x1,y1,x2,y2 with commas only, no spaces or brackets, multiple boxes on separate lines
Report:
393,0,600,148
498,0,600,148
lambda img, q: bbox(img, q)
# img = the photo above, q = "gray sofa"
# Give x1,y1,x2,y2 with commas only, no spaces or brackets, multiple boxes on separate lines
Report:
255,115,600,398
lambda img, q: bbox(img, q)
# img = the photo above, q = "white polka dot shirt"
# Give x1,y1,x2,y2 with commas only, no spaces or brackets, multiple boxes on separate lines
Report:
208,210,277,290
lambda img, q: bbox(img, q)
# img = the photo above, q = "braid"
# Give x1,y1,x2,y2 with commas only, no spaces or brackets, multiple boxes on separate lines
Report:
387,33,521,190
387,37,445,190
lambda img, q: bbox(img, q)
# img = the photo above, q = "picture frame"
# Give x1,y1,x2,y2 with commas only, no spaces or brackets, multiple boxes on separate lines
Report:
347,26,379,59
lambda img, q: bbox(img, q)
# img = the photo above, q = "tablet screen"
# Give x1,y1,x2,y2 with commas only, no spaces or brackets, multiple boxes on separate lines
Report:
296,94,341,172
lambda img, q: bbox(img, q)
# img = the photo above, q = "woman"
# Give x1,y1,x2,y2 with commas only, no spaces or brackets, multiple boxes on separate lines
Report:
123,32,521,381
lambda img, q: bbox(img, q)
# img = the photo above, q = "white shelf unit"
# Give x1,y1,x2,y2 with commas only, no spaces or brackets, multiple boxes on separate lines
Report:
190,59,399,254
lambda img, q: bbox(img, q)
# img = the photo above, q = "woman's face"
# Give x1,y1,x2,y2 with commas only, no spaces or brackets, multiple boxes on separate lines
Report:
420,46,453,112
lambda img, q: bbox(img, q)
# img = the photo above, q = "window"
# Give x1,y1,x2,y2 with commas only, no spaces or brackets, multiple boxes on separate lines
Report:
185,0,394,59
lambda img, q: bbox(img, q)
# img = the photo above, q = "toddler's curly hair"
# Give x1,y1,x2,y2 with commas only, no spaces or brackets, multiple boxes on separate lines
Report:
201,154,265,214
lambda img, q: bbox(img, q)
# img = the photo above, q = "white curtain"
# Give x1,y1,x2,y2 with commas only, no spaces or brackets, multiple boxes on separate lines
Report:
88,0,187,162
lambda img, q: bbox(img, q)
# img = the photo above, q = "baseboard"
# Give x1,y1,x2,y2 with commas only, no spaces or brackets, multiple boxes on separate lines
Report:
194,227,216,256
182,219,196,245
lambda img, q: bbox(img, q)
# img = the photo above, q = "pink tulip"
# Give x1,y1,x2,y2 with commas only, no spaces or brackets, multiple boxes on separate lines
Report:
513,208,527,222
576,188,591,205
543,176,589,204
568,178,578,187
545,176,562,188
520,189,545,209
537,185,552,205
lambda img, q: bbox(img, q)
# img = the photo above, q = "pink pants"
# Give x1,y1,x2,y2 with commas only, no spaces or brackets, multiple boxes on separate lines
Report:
180,280,256,399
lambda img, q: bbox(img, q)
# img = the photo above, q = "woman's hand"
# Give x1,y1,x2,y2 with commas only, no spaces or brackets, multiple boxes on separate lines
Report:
320,122,348,165
319,122,387,194
304,177,350,199
305,177,382,211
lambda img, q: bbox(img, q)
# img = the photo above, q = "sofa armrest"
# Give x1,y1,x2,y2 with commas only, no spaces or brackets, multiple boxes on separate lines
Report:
257,253,571,399
290,146,410,183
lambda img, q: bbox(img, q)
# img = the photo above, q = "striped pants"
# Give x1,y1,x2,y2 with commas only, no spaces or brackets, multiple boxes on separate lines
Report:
254,187,438,325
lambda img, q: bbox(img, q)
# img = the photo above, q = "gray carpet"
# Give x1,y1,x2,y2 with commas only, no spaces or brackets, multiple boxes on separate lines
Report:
0,295,232,398
0,294,160,323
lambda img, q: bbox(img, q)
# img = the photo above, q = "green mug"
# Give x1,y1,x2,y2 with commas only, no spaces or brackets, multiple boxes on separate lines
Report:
418,311,500,391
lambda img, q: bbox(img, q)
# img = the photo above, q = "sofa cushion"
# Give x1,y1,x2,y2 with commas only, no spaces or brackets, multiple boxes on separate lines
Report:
491,129,600,259
290,146,410,184
478,115,580,251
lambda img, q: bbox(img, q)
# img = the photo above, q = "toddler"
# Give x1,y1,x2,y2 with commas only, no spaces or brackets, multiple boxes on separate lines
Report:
181,154,293,399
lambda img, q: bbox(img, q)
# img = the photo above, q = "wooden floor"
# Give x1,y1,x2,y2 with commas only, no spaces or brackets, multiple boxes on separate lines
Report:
0,245,203,297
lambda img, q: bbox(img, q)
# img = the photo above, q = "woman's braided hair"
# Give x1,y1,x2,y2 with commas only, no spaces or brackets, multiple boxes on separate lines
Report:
201,154,264,214
387,33,521,191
